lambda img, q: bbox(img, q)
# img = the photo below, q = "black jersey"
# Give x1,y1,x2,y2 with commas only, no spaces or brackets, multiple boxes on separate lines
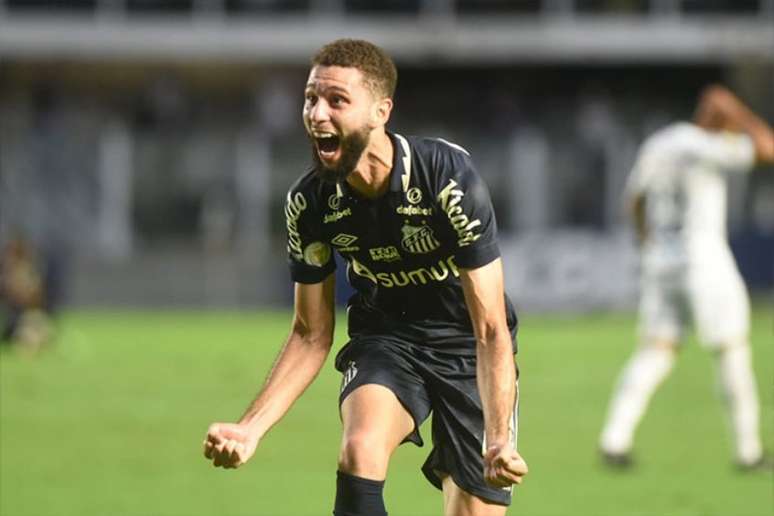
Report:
285,132,517,354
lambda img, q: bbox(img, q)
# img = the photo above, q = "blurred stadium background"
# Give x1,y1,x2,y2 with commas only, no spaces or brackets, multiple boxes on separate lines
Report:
0,1,772,515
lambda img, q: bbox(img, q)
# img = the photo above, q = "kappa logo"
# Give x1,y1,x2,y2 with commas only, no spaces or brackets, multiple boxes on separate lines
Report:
331,233,360,252
340,360,358,392
400,222,440,254
369,246,401,262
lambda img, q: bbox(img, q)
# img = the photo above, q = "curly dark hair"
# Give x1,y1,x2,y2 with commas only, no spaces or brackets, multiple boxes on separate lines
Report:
311,39,397,99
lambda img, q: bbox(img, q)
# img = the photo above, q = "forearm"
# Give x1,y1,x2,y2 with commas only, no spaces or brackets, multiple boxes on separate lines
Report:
711,87,774,163
476,328,517,446
238,332,332,438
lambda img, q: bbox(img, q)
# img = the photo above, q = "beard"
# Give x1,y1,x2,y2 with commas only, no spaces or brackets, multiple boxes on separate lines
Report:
311,126,370,184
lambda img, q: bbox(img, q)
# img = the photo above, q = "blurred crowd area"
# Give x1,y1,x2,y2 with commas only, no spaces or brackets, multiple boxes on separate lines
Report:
2,57,772,313
2,0,774,313
0,0,768,15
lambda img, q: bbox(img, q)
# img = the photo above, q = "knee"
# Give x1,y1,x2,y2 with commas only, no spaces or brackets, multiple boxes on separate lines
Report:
338,431,389,477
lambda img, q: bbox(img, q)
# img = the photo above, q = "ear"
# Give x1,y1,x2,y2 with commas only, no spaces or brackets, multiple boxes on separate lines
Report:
371,97,393,127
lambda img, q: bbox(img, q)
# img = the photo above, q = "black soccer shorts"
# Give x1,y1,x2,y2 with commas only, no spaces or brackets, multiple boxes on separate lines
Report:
335,335,519,506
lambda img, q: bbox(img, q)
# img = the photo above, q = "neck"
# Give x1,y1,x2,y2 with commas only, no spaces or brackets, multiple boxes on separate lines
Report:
346,129,393,199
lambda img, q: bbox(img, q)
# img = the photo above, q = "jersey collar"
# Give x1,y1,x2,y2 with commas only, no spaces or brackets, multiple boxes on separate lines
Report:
390,132,412,194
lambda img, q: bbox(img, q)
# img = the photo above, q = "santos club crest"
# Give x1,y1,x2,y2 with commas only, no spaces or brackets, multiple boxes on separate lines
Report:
401,222,440,254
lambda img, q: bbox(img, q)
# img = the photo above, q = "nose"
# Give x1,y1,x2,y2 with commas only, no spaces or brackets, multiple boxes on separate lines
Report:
308,99,330,124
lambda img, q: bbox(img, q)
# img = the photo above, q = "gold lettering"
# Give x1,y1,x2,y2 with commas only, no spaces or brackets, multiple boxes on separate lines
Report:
391,271,411,287
407,268,433,285
376,272,394,287
430,261,449,281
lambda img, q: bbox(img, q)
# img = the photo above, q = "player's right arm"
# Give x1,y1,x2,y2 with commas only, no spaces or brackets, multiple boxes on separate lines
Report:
203,273,336,469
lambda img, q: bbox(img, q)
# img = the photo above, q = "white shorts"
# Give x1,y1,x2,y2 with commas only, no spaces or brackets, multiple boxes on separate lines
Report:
639,248,750,347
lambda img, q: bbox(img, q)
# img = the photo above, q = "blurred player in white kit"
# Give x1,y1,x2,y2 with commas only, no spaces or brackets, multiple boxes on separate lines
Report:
599,85,774,470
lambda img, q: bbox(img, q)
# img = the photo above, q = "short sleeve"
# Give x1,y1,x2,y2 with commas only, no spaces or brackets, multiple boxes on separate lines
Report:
285,186,335,284
433,144,501,269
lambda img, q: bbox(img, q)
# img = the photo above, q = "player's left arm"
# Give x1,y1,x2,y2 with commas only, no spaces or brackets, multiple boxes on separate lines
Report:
460,260,528,488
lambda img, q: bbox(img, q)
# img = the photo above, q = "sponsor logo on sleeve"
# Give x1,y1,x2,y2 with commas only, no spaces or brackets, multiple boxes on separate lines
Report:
303,241,332,267
437,179,482,247
285,192,308,261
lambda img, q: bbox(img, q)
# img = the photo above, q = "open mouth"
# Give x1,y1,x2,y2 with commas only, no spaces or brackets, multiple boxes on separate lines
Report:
314,132,340,161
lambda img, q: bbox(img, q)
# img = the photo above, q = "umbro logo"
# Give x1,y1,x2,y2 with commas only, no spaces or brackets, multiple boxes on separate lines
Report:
331,233,359,252
332,234,357,247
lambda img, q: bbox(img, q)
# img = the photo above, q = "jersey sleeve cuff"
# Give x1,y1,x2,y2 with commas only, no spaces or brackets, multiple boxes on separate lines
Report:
454,241,501,270
288,262,335,284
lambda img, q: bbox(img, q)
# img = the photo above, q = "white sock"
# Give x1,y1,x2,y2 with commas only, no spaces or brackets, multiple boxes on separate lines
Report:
600,345,676,454
716,342,762,464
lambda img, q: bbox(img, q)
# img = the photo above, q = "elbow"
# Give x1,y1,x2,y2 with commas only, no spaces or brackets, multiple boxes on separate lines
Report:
291,319,334,350
475,322,511,351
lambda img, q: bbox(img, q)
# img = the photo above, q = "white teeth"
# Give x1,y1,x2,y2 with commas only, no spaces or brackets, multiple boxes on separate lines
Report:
313,131,336,138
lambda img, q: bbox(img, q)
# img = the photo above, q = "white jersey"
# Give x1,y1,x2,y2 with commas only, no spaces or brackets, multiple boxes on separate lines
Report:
625,122,756,270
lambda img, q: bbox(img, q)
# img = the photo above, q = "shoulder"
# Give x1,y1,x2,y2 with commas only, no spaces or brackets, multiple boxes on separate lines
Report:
287,168,321,199
407,135,472,163
641,122,692,151
286,168,338,207
634,122,706,167
401,135,476,187
284,168,340,226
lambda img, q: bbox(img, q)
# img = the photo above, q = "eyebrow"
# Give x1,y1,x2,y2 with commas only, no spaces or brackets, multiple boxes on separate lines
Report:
305,84,351,96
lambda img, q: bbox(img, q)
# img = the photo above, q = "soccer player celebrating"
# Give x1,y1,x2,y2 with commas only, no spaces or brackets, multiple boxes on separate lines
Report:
599,85,774,470
203,39,527,515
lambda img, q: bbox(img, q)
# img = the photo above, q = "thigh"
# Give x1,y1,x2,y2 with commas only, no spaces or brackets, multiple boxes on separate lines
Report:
638,268,687,343
688,258,750,346
420,351,517,507
443,476,508,516
336,337,432,446
339,384,416,478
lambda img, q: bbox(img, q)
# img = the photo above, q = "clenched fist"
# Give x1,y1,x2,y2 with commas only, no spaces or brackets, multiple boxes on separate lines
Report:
483,444,528,488
203,423,259,469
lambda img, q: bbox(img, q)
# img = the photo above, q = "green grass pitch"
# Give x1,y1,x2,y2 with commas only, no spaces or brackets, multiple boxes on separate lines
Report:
1,305,772,515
